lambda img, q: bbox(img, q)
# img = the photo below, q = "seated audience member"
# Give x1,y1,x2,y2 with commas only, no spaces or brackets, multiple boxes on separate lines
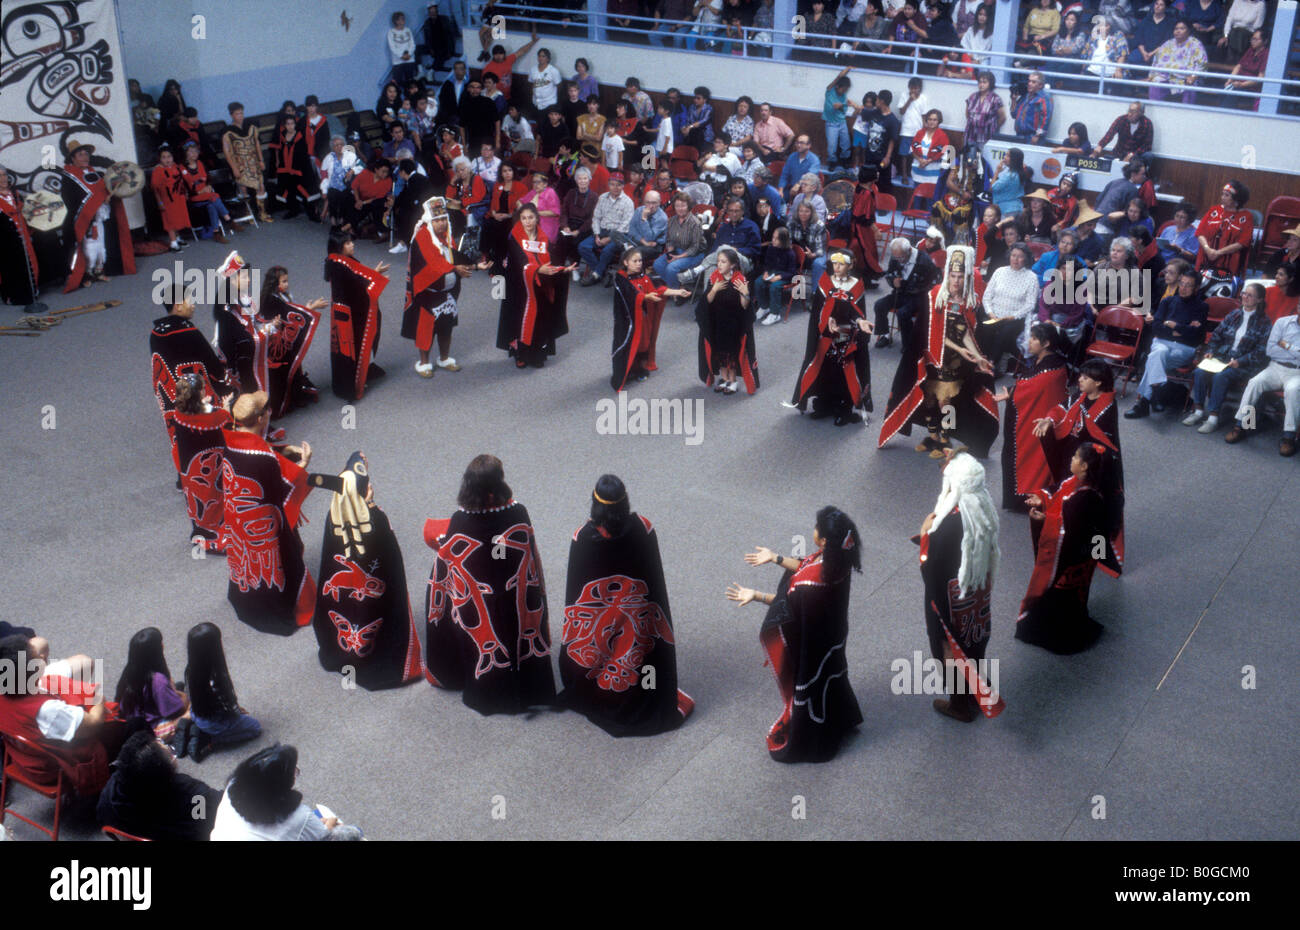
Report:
1092,102,1153,163
181,142,233,241
1265,227,1300,278
979,242,1041,366
1036,256,1093,355
97,730,222,841
114,627,188,740
781,200,828,289
753,196,782,245
1049,9,1089,75
1147,19,1208,103
347,160,394,236
778,134,822,202
1017,0,1061,60
1183,282,1271,435
737,142,765,186
1265,264,1300,324
538,107,568,158
1157,203,1199,264
1051,121,1091,157
578,173,636,286
654,191,708,290
1072,204,1105,265
976,204,1003,275
699,134,743,200
1196,180,1253,294
750,167,785,221
788,173,829,224
1017,189,1057,243
501,103,535,154
382,122,418,163
1225,296,1300,456
628,189,668,253
445,156,489,237
1126,266,1208,419
1224,30,1269,109
752,102,796,161
1130,227,1165,281
755,226,800,325
1048,171,1080,235
319,136,359,228
1093,160,1145,241
680,198,765,284
0,634,127,799
1083,15,1130,83
1032,228,1079,286
211,744,350,840
1129,0,1176,67
172,622,261,763
872,236,939,350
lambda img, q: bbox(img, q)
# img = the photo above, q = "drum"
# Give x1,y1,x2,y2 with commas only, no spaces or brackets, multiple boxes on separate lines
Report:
22,190,67,232
105,161,145,198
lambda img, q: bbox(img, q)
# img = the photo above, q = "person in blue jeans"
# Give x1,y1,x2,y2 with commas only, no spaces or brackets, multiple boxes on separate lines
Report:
653,192,708,288
1126,267,1208,418
756,227,799,324
650,0,695,48
823,67,855,171
173,622,261,762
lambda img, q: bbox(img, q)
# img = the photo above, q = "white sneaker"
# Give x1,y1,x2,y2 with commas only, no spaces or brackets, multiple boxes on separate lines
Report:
1197,414,1220,434
389,242,407,254
760,313,780,326
414,361,434,378
571,269,581,283
1182,409,1205,426
437,357,460,371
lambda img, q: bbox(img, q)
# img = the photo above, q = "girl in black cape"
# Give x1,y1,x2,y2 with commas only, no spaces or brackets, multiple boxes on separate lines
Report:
494,203,574,369
696,247,760,394
1031,358,1125,576
258,265,324,416
324,232,391,401
423,455,556,715
309,452,424,690
726,507,863,763
791,250,874,425
992,322,1070,513
1016,443,1109,654
610,249,690,391
559,475,695,736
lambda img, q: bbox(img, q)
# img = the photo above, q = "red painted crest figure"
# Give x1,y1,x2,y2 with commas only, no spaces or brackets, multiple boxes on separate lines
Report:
560,476,694,736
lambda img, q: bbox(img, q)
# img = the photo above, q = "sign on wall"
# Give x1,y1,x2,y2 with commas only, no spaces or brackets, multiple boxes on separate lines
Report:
0,0,134,200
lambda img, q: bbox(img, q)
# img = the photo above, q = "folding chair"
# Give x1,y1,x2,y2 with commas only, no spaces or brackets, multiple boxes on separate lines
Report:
1085,306,1146,397
874,192,898,241
103,825,153,841
781,245,809,321
1,731,69,841
899,183,935,238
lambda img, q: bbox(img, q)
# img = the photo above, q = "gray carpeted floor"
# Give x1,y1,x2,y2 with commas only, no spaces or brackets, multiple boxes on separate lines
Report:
2,217,1295,841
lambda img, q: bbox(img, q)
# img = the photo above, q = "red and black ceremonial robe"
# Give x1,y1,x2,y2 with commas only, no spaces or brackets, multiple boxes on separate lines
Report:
150,314,231,423
919,510,1006,718
1195,206,1253,278
610,272,669,392
219,429,315,635
878,285,999,455
0,189,39,305
495,223,568,365
792,274,871,414
400,222,460,352
272,129,315,203
695,269,760,393
212,302,270,396
1015,476,1106,654
167,407,231,550
1040,391,1125,577
759,552,862,763
1000,350,1069,511
149,163,191,231
325,254,388,401
259,292,321,417
849,183,883,278
59,162,136,292
422,500,556,715
559,515,694,736
302,115,331,165
309,466,423,690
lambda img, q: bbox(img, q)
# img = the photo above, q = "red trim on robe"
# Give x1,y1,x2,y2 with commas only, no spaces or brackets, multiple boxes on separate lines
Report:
511,222,549,347
61,163,136,292
327,253,389,400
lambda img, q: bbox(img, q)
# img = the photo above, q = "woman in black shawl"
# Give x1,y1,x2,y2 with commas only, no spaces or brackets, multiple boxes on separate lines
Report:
791,250,874,425
423,455,555,715
559,475,695,736
495,203,574,369
309,452,424,690
726,507,863,763
695,247,760,394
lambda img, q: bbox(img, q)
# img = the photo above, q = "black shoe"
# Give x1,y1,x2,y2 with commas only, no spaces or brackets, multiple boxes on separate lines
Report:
580,273,598,287
875,334,892,349
834,414,848,426
190,733,212,763
809,407,833,420
1124,397,1151,419
602,271,614,288
170,719,191,757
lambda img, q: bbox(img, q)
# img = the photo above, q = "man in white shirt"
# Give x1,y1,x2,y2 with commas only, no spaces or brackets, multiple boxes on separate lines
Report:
1225,307,1300,456
578,174,635,285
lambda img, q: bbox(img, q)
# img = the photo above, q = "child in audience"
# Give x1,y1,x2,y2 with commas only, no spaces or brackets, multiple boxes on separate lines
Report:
756,226,799,325
173,622,260,762
114,627,188,741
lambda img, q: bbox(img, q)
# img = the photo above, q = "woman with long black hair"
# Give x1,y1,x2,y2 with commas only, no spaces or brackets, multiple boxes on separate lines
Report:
174,622,261,762
211,744,349,840
114,627,188,740
495,202,574,369
726,506,864,763
257,264,325,416
1016,443,1109,653
559,474,695,736
325,231,391,400
994,321,1069,512
423,455,555,715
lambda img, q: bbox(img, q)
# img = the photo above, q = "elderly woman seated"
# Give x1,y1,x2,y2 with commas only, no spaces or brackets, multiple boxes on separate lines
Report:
788,173,829,224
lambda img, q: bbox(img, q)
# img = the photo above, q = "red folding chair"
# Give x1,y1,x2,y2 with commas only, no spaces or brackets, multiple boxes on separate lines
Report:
900,183,935,238
1,731,70,841
1165,329,1213,409
1257,195,1300,268
1086,306,1146,397
669,145,700,181
781,245,809,321
875,192,898,241
1028,240,1052,260
103,825,153,841
1206,296,1239,331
